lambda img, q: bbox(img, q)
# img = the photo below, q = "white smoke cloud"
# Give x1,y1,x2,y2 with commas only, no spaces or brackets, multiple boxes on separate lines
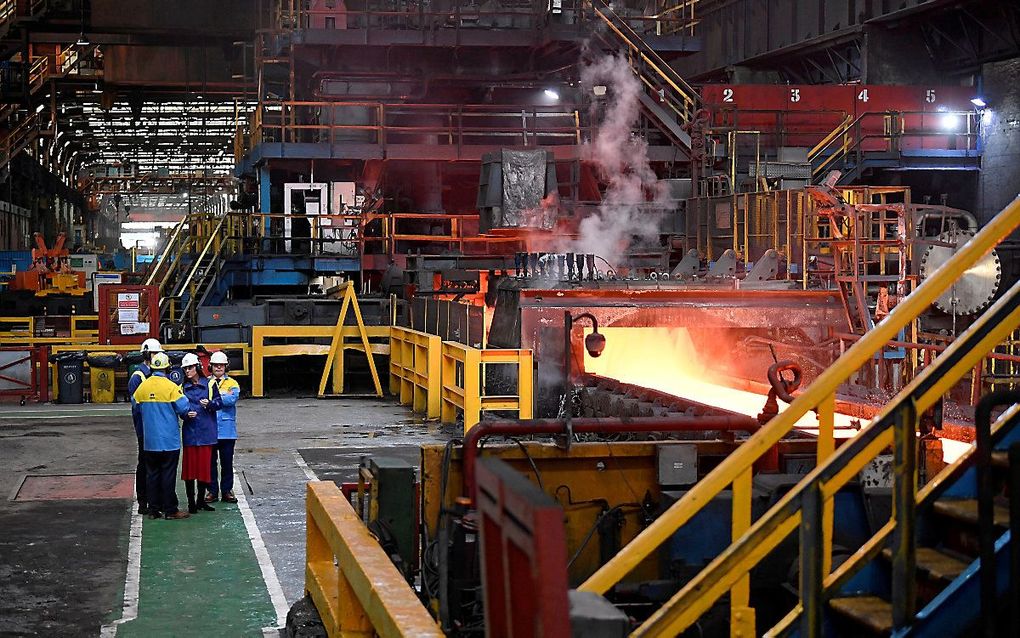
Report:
566,53,668,266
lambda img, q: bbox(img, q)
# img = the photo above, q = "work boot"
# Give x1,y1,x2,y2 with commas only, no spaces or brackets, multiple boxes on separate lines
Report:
222,491,237,503
148,511,163,520
138,503,149,515
197,494,215,511
205,491,218,502
188,504,199,514
165,511,191,520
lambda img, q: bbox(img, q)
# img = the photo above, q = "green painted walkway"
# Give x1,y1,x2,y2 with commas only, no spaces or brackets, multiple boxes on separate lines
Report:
116,485,277,637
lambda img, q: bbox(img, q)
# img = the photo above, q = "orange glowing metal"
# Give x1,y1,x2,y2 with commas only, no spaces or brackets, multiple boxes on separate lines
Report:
582,327,860,434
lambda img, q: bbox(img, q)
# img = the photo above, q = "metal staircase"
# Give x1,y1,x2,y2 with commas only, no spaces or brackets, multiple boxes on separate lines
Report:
576,196,1020,637
823,392,1020,637
809,111,981,185
144,216,192,297
146,213,243,336
585,0,698,155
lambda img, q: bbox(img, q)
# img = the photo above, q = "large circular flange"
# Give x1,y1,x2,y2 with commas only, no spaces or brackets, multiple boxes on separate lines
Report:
919,231,1001,315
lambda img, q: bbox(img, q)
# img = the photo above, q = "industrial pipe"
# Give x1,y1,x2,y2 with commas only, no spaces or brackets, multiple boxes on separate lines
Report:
462,416,760,501
759,361,804,424
767,361,803,404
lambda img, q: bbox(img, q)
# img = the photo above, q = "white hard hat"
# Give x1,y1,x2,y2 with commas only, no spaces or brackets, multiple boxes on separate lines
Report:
150,352,171,370
140,338,163,353
181,353,200,368
209,351,229,365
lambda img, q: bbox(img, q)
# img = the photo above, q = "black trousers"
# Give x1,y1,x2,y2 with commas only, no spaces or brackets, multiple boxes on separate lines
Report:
135,431,147,507
145,450,180,515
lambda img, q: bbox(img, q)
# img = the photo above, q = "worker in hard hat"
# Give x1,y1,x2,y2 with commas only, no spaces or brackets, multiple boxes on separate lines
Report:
206,351,241,504
126,337,163,515
180,353,218,514
132,351,191,520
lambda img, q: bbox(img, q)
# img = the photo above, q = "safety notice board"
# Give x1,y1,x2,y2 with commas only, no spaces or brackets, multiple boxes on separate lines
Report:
97,284,159,344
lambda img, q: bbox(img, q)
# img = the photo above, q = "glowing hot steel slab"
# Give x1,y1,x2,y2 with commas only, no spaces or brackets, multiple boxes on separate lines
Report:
583,327,861,435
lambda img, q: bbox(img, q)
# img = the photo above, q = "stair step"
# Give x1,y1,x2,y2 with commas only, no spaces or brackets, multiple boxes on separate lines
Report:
829,596,893,634
880,547,969,581
991,450,1009,467
932,499,1009,526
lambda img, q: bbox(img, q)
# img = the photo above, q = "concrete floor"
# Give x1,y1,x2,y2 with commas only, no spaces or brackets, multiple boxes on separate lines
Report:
0,397,457,636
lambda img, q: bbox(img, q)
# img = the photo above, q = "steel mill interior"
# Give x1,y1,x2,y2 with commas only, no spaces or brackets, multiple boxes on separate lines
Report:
3,1,1020,637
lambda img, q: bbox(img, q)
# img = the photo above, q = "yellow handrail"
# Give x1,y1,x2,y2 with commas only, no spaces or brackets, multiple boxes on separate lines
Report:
440,342,533,432
579,196,1020,630
766,402,1020,636
807,113,854,161
639,272,1020,636
173,214,230,320
144,216,188,288
587,0,699,122
305,481,443,637
0,0,15,25
390,326,442,419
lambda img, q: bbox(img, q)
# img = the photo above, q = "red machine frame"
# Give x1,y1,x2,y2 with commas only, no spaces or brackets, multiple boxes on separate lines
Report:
476,456,571,638
0,346,49,403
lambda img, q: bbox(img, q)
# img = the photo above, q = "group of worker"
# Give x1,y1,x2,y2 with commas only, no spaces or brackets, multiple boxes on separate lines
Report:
128,338,242,520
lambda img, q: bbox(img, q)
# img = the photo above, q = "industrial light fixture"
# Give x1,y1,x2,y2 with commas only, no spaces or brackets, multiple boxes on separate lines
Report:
593,84,607,97
75,0,89,47
939,113,960,131
561,311,606,441
970,97,987,108
543,89,560,100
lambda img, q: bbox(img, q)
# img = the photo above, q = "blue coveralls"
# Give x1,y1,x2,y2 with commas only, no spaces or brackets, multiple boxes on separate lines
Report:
208,374,241,498
132,371,189,515
127,363,152,508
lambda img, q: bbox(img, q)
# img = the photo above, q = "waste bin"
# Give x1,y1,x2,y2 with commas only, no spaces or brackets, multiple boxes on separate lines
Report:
50,352,86,404
165,350,187,385
87,353,122,404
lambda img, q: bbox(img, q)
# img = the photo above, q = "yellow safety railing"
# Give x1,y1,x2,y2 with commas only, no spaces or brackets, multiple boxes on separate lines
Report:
389,326,442,419
27,55,48,94
144,216,190,291
0,0,15,25
0,315,100,346
586,0,700,126
808,110,980,183
0,111,41,171
0,316,33,340
169,214,231,326
579,196,1020,636
440,342,533,432
250,324,390,398
305,481,442,638
71,315,98,341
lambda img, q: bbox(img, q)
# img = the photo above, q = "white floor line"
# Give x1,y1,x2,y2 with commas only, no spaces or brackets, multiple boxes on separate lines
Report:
234,474,290,629
292,450,319,482
0,413,129,420
98,505,144,637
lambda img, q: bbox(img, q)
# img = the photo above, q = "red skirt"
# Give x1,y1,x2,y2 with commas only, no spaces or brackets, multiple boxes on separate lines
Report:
181,445,214,482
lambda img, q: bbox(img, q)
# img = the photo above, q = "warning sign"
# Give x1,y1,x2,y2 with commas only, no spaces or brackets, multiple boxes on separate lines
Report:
117,293,139,309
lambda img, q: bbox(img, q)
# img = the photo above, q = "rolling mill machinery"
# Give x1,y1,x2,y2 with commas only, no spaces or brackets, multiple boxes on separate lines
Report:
338,140,1009,636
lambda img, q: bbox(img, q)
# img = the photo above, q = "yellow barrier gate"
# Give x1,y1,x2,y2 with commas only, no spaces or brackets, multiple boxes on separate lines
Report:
389,326,442,419
305,481,442,638
440,342,533,432
250,325,390,398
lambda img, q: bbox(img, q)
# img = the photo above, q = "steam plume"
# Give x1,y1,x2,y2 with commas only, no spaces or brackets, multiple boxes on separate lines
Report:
568,53,667,264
